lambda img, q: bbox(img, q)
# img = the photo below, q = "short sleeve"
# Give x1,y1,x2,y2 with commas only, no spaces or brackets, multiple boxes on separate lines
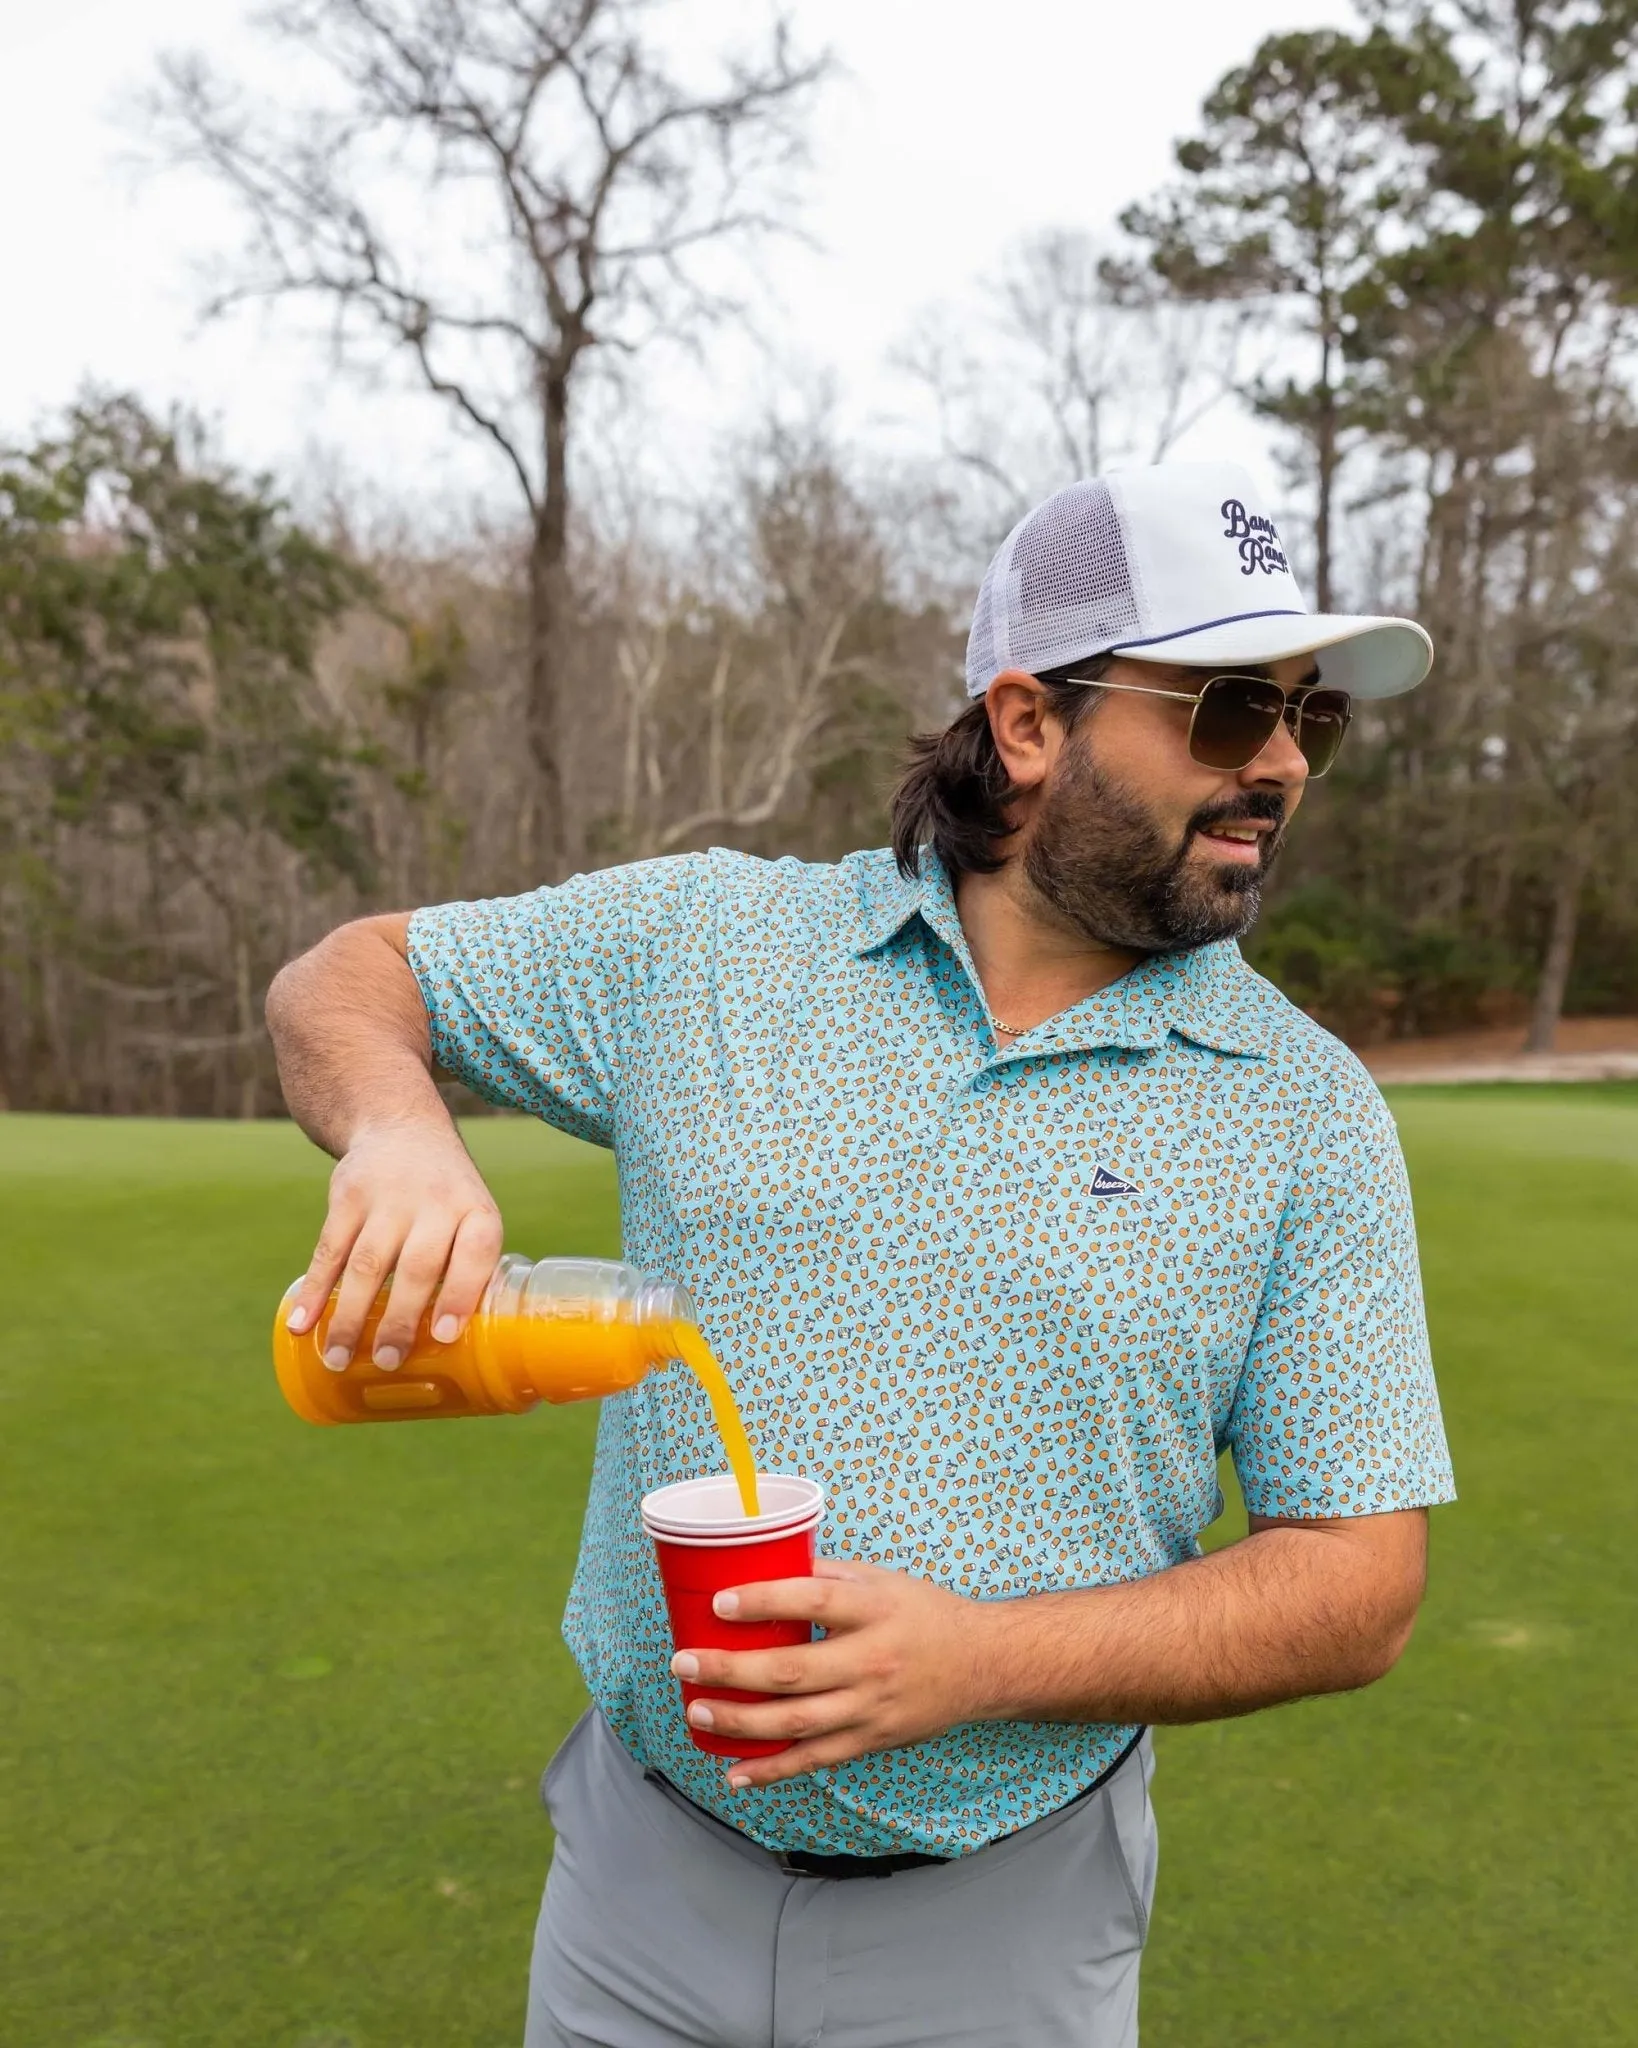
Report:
1226,1073,1456,1519
406,856,709,1147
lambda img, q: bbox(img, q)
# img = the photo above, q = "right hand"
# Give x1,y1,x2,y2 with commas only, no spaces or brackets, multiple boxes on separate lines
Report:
281,1120,505,1370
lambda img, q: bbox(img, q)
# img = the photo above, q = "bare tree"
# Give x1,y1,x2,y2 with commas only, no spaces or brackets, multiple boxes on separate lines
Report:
573,415,955,867
149,0,830,875
899,228,1252,543
1001,234,1254,480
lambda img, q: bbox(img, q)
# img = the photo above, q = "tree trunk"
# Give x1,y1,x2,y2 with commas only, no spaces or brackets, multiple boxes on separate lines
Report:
527,366,572,881
43,949,75,1111
1314,323,1337,614
150,830,180,1117
234,930,260,1120
1524,843,1587,1054
525,541,565,878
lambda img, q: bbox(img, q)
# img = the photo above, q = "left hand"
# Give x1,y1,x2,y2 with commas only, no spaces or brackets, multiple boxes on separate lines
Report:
670,1557,1005,1789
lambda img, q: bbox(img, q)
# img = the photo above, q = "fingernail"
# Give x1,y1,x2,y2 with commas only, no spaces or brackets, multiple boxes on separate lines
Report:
713,1592,740,1618
432,1315,459,1344
374,1346,402,1372
727,1774,751,1791
688,1701,715,1729
671,1652,700,1680
322,1346,351,1373
285,1304,311,1333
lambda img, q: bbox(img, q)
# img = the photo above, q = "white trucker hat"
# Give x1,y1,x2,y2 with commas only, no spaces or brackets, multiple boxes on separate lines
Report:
965,461,1433,701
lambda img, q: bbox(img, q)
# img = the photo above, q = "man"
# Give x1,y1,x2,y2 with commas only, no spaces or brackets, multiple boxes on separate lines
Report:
269,462,1455,2047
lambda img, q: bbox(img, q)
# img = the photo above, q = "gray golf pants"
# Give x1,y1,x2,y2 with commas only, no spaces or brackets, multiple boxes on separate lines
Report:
523,1709,1157,2048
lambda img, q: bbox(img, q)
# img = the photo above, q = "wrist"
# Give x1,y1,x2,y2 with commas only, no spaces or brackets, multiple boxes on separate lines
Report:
345,1097,459,1152
960,1591,1039,1723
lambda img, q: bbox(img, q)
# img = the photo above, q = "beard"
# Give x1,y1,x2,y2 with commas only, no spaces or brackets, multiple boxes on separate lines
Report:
1022,737,1287,953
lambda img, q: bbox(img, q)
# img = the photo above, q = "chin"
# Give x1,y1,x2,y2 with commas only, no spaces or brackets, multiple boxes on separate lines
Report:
1166,876,1263,948
1193,866,1261,907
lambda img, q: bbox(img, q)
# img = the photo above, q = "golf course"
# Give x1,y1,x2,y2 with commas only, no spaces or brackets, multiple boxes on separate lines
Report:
3,1086,1634,2047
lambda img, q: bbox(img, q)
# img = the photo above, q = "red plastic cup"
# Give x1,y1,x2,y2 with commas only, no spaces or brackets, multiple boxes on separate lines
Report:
641,1474,825,1758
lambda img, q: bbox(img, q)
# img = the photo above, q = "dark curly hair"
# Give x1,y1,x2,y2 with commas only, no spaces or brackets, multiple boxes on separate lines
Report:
889,653,1112,877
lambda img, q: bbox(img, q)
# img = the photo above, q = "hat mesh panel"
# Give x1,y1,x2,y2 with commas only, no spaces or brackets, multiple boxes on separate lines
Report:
967,561,998,693
965,480,1144,696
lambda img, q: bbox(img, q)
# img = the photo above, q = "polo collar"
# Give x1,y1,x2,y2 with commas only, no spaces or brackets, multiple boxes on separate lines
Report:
850,848,1270,1060
850,848,965,959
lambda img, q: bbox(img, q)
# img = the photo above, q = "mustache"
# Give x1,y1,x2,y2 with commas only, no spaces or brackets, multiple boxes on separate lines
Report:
1187,789,1288,838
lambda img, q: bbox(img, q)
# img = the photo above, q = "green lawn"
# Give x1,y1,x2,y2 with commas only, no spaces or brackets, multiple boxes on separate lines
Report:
2,1092,1634,2047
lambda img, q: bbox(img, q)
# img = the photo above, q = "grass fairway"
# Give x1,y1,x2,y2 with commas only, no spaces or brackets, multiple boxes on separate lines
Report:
2,1091,1635,2047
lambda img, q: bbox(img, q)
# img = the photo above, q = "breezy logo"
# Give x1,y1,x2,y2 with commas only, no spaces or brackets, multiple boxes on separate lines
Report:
1090,1165,1139,1196
1221,498,1290,577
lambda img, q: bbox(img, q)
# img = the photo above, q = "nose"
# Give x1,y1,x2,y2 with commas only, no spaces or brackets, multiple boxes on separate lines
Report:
1240,706,1310,793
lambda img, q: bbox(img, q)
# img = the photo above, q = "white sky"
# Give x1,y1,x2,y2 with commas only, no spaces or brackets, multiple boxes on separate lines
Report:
0,0,1356,520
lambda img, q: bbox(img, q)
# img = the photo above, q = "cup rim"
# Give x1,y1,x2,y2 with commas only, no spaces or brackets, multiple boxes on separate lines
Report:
640,1472,824,1542
649,1513,815,1541
646,1508,822,1550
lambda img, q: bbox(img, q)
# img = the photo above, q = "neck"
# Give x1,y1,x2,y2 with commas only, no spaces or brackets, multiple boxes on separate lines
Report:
953,857,1141,1037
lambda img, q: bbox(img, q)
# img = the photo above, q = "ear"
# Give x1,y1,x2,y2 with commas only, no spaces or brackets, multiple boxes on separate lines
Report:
986,670,1060,792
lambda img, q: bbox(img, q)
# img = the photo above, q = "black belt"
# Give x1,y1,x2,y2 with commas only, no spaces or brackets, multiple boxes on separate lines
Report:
778,1846,948,1879
649,1726,1146,1882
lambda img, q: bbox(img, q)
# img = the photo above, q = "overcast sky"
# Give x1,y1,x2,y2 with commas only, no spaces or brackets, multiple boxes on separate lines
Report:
0,0,1355,519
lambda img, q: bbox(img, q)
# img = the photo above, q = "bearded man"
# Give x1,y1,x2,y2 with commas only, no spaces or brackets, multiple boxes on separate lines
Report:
269,462,1456,2048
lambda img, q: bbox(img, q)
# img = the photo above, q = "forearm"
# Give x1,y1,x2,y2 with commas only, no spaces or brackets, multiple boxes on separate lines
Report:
974,1513,1427,1726
266,917,450,1158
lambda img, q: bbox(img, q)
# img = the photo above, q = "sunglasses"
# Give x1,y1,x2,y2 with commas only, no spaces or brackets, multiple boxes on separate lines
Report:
1070,671,1353,778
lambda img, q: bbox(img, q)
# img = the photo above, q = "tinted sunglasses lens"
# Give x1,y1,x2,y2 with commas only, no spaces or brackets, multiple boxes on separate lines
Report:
1295,690,1351,776
1189,676,1286,770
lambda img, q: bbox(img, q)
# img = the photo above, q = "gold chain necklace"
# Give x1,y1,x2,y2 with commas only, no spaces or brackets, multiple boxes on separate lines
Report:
989,1017,1031,1038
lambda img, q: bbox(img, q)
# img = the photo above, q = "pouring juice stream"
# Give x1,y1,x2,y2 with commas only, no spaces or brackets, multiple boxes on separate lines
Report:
671,1322,760,1518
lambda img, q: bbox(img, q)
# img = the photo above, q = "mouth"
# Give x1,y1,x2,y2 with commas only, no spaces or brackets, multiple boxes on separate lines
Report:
1192,820,1274,867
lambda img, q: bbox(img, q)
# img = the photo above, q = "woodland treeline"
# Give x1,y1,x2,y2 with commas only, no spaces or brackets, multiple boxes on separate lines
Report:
3,0,1637,1115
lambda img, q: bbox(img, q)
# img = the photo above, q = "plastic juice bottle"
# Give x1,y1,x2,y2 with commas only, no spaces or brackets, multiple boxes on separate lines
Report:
272,1253,761,1513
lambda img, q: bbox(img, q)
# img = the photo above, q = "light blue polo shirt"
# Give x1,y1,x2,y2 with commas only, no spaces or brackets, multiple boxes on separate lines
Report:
408,846,1455,1856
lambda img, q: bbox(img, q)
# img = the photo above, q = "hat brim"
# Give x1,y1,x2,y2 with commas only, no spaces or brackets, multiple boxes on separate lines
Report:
1111,611,1432,700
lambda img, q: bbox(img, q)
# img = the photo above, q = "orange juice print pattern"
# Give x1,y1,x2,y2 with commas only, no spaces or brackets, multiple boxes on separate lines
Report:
401,846,1454,1858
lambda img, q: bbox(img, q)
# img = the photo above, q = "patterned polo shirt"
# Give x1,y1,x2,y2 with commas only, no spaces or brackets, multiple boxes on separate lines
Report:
407,845,1455,1857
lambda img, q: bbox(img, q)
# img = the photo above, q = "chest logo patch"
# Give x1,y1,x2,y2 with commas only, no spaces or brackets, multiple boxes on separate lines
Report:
1090,1165,1139,1197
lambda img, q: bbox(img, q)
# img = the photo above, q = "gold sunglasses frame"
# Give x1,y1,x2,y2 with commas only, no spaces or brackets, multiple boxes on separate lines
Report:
1077,673,1353,779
